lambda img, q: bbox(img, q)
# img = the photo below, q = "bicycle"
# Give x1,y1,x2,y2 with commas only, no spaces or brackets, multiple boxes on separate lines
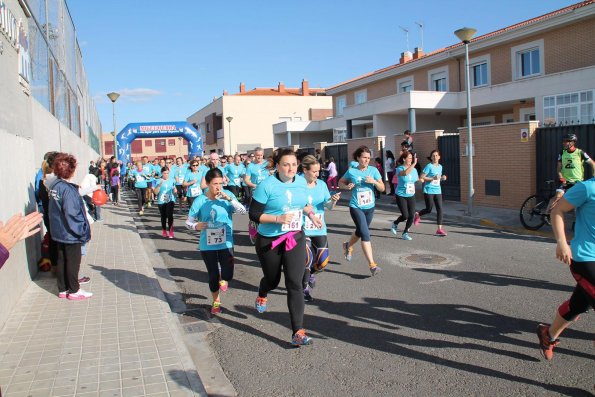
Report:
519,180,556,230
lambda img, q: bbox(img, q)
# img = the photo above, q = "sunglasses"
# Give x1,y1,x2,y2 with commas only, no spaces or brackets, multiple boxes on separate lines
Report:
191,164,199,167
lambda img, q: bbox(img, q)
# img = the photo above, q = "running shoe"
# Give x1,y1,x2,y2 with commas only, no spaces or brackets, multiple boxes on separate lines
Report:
343,242,353,261
413,212,421,226
78,276,91,284
139,210,144,216
308,274,316,289
401,232,413,241
211,300,221,315
255,296,267,313
169,227,174,239
369,264,382,276
147,202,152,208
303,287,314,302
291,329,313,346
435,229,447,236
391,222,398,235
248,221,258,245
67,289,93,300
536,324,559,360
219,280,229,292
162,229,168,238
58,291,68,299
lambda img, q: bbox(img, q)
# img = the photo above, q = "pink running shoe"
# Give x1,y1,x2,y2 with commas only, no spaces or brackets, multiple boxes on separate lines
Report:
67,289,93,300
219,280,229,292
169,227,174,239
248,221,258,244
435,229,447,236
413,212,421,226
162,229,168,238
58,291,68,299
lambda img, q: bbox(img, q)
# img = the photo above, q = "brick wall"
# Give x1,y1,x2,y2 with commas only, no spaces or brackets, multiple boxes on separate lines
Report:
347,136,385,160
309,109,333,121
459,121,538,209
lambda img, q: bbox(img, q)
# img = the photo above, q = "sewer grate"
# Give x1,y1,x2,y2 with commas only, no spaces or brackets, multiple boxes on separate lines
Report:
396,251,460,269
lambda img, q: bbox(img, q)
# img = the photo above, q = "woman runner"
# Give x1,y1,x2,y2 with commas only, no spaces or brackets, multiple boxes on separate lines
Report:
418,150,447,236
154,167,177,238
183,160,204,209
249,148,322,346
391,151,418,241
339,146,385,276
301,155,341,301
186,168,246,314
131,160,148,216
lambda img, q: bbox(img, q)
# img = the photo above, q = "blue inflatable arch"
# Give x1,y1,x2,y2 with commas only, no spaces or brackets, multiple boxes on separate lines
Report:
116,121,203,176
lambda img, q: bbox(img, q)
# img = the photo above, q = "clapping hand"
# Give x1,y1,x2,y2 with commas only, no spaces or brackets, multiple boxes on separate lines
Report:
0,212,43,251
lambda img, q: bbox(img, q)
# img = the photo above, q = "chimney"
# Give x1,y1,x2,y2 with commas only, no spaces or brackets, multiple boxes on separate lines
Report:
278,82,285,93
223,90,228,96
400,51,413,64
239,82,245,93
301,79,310,96
413,47,424,60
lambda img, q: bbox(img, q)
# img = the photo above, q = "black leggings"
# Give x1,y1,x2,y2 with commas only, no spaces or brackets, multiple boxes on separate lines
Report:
349,207,374,242
111,185,119,203
255,231,307,333
56,242,82,293
158,201,174,230
395,195,416,233
243,186,252,205
136,187,147,211
200,248,234,293
419,193,443,225
227,185,240,199
558,260,595,321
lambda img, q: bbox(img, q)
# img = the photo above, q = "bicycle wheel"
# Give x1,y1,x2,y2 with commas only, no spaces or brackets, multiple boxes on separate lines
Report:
520,194,547,230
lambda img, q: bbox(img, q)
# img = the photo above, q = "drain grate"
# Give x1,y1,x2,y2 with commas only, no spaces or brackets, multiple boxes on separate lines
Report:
404,254,448,265
396,251,460,269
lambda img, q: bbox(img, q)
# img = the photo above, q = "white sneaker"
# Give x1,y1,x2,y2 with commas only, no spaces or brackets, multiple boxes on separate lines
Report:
67,289,93,300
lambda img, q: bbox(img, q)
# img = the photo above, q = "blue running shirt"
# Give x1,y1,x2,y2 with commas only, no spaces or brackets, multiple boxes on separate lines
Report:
396,165,419,198
155,179,176,204
342,166,382,209
188,190,237,251
563,178,595,262
304,179,331,237
422,163,443,195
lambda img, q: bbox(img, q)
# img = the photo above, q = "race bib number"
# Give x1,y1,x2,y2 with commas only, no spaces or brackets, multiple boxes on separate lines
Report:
136,175,144,181
406,183,415,195
160,193,170,202
430,179,441,186
206,227,226,246
190,186,201,197
304,213,324,230
233,178,241,185
357,190,373,206
281,210,303,232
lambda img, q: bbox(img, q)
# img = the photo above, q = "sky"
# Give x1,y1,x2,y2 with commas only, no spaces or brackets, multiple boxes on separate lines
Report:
66,0,578,133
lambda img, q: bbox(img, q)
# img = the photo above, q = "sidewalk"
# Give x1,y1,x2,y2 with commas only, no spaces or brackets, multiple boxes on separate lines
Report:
0,203,207,397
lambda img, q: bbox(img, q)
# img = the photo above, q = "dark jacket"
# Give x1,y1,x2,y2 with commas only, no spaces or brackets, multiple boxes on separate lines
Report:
48,179,91,244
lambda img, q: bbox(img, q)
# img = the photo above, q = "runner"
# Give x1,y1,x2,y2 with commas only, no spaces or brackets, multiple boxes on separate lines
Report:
186,168,246,314
245,147,269,243
172,157,188,212
391,151,419,241
547,134,594,214
418,149,448,236
536,176,595,360
183,160,204,209
141,156,153,208
225,154,245,200
301,155,341,301
131,160,148,216
154,167,177,238
339,146,385,275
249,148,322,346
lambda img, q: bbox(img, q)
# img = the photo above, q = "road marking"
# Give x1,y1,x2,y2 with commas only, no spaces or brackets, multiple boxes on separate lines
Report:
420,276,460,285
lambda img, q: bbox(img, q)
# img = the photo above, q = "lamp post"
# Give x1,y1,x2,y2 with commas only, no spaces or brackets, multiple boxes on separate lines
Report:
226,116,233,155
454,27,476,215
107,92,120,161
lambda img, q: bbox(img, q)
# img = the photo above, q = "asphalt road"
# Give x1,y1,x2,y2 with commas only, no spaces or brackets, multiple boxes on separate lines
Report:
124,192,594,396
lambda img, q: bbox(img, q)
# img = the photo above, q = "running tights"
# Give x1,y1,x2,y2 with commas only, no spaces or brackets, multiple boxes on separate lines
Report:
349,207,374,242
200,248,234,293
136,187,147,211
303,235,329,289
158,201,174,230
395,195,416,233
558,260,595,321
419,193,443,225
255,231,306,333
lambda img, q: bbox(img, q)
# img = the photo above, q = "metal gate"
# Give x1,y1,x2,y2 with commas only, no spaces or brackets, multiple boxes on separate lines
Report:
437,133,460,201
536,124,595,196
325,143,349,178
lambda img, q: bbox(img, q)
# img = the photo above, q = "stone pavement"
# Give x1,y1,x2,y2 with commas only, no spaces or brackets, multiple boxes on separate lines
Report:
0,203,207,397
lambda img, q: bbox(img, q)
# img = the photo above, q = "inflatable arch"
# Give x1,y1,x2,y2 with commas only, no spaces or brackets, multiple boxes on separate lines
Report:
116,121,203,175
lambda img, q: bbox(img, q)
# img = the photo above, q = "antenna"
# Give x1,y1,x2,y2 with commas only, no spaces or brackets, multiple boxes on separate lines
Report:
399,26,409,52
415,21,424,50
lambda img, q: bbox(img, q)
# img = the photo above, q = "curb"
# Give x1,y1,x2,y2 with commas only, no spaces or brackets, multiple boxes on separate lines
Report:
121,191,238,397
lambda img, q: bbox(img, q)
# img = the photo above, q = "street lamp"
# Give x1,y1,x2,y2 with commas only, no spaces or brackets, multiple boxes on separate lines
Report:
454,27,476,215
107,92,120,161
226,116,233,155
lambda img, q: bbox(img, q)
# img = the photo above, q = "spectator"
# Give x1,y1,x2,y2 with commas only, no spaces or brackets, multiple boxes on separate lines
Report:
326,157,338,190
0,212,43,270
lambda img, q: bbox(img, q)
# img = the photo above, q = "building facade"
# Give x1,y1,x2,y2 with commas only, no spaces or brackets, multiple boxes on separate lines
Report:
100,132,191,162
187,80,332,154
0,0,102,327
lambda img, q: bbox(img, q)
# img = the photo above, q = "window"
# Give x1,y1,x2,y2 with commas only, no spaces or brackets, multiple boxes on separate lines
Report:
397,76,414,93
104,141,114,155
511,39,544,80
131,140,143,154
168,139,176,146
428,67,448,92
355,90,367,105
472,63,488,87
544,90,594,125
145,140,152,146
155,139,166,153
336,95,346,116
